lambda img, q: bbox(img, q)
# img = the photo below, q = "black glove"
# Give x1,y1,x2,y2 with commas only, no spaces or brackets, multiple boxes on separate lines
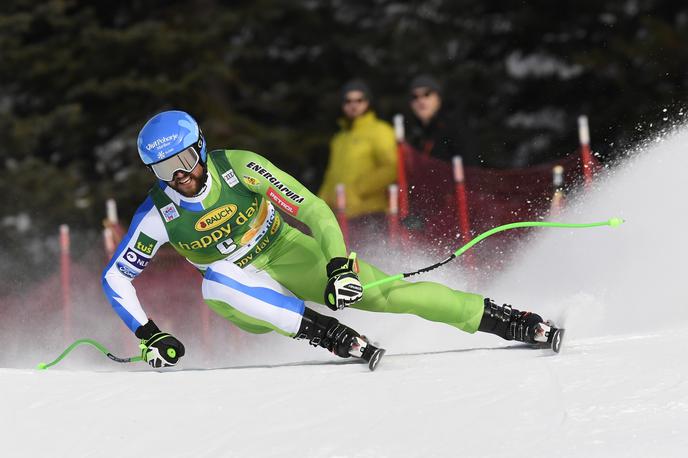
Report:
135,319,185,368
324,253,363,311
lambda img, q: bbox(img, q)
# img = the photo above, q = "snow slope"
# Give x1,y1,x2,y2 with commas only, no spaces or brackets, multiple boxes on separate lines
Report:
2,127,688,457
3,329,687,458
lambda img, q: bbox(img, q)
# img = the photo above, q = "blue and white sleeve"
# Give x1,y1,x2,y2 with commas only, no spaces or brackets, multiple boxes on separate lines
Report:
101,197,169,333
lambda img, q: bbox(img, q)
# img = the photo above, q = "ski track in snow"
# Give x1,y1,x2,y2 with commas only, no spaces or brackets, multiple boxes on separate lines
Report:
3,127,688,457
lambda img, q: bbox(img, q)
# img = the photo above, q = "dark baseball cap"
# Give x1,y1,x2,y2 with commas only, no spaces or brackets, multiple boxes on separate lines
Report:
409,74,442,96
341,79,372,102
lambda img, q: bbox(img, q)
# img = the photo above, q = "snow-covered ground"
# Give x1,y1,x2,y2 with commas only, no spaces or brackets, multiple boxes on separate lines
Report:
3,329,687,458
2,127,688,457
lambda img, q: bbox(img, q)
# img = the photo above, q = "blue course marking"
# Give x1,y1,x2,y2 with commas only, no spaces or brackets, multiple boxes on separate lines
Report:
205,268,305,315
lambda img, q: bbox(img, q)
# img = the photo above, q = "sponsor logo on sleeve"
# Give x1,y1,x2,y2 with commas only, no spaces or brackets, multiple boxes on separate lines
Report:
195,204,238,231
245,161,305,203
135,232,157,255
222,169,239,187
242,175,260,187
124,248,150,270
267,187,299,215
116,262,138,279
161,203,180,222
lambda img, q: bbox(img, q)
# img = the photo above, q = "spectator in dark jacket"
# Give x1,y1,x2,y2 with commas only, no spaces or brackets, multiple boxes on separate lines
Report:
405,74,481,166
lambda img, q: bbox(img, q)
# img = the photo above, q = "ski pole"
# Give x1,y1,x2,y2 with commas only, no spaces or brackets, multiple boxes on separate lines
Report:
37,338,142,370
362,218,624,290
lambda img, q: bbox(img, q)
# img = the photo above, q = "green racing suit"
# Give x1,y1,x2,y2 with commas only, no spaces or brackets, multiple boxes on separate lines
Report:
102,149,484,337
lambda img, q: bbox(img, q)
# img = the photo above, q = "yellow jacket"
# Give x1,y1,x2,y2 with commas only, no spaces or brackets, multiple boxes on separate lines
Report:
318,111,397,218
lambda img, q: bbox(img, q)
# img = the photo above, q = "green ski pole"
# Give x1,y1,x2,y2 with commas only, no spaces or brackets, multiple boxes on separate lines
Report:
37,338,142,370
363,217,624,290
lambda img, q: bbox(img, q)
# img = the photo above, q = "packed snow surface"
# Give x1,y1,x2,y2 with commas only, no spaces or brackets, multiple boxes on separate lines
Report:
3,127,688,457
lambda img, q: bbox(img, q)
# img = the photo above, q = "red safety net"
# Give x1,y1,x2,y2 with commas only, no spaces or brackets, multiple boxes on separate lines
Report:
347,145,597,270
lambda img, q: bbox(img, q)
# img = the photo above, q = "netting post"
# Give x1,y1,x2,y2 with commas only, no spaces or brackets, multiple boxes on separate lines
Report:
578,115,594,188
452,156,472,243
387,184,402,250
550,165,566,216
452,156,474,270
393,114,410,220
103,198,120,260
59,224,72,341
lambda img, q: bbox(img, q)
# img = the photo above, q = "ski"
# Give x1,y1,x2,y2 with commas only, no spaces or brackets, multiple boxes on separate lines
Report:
549,327,565,353
366,347,386,371
536,322,565,353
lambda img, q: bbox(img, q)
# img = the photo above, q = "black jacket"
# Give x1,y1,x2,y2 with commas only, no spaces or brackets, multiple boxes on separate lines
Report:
405,108,481,166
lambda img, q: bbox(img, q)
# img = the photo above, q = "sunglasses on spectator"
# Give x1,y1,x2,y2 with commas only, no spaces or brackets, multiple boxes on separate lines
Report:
410,89,435,101
344,97,367,105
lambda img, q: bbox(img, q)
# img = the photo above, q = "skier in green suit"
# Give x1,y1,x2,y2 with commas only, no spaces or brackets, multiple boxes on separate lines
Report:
102,110,557,370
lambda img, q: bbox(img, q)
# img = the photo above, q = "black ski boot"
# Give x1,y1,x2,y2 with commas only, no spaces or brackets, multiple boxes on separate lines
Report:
295,307,386,370
478,298,562,351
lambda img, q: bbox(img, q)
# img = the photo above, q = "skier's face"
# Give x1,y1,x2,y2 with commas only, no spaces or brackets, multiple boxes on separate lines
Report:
167,162,205,197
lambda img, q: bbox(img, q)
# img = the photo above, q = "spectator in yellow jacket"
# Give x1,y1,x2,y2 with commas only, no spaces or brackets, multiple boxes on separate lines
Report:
318,79,397,218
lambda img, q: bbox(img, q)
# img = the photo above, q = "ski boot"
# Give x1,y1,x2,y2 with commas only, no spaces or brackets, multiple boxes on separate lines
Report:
295,307,386,370
478,298,564,352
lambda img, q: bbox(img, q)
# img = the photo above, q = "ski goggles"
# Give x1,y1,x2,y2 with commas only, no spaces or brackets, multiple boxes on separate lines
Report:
150,146,201,182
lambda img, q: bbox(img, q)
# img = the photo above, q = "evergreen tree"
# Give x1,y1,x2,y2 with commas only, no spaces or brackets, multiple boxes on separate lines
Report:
1,0,686,292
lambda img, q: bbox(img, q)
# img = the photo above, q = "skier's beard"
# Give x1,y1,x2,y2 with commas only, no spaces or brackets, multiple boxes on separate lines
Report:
168,163,207,197
190,165,209,197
